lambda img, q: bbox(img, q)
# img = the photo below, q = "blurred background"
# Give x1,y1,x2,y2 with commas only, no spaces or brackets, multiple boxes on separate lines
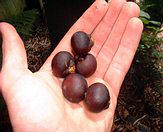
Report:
0,0,162,131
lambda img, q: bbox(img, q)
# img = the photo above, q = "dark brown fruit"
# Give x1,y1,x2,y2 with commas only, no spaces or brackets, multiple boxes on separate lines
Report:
71,31,94,55
84,83,110,113
51,51,75,78
76,54,97,77
62,73,88,103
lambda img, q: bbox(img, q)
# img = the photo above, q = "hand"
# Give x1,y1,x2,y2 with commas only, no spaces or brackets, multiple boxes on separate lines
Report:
0,0,143,131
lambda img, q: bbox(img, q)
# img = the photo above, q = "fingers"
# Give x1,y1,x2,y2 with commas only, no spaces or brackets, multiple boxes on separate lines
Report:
0,22,28,71
104,17,143,97
90,0,126,56
92,2,140,78
40,0,108,71
84,17,143,128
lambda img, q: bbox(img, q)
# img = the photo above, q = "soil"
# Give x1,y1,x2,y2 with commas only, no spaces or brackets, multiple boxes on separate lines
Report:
0,22,162,132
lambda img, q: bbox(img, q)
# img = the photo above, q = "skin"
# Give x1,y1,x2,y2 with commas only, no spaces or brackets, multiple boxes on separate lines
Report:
0,0,143,132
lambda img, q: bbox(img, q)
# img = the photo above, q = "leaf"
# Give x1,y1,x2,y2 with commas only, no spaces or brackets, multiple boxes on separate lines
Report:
5,9,39,36
141,4,155,11
140,17,149,25
0,0,26,20
146,26,158,31
140,10,150,19
149,21,161,26
139,1,155,11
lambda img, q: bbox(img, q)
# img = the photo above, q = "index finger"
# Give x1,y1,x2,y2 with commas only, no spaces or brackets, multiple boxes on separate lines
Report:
40,0,108,71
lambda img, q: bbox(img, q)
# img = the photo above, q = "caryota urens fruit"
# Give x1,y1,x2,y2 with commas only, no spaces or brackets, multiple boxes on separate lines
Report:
84,83,110,113
62,73,88,103
75,53,97,77
51,51,75,78
71,31,94,55
51,31,110,113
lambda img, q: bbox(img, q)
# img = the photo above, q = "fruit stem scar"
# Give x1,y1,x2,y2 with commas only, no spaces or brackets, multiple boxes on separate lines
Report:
69,66,75,73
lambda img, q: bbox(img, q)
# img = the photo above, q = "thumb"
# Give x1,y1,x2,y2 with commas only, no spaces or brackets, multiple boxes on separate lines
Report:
0,22,28,71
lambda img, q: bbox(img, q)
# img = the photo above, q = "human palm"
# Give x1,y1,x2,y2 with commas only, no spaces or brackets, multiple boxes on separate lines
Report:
0,0,143,131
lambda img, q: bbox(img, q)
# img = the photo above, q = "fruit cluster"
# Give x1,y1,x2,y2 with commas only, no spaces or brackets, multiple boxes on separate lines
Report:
51,31,110,113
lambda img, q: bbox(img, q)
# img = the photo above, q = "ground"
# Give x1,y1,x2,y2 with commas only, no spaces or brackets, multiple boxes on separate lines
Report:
0,22,162,132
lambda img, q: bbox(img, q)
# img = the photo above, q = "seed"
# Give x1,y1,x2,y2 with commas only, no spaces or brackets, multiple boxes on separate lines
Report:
51,51,75,78
62,73,88,103
84,83,110,113
71,31,94,55
76,53,97,77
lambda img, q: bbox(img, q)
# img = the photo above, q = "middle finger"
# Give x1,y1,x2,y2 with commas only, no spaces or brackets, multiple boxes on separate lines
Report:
91,2,140,79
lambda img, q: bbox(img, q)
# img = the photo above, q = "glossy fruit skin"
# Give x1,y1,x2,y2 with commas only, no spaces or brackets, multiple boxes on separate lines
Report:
84,83,110,113
76,54,97,77
51,51,75,78
62,73,88,103
71,31,93,55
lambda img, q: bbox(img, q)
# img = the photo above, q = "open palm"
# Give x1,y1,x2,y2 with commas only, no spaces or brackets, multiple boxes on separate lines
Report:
0,0,143,131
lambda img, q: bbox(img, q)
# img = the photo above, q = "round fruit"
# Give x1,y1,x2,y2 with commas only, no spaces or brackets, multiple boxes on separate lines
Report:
51,51,75,78
71,31,94,55
84,83,110,113
76,54,97,77
62,73,88,103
